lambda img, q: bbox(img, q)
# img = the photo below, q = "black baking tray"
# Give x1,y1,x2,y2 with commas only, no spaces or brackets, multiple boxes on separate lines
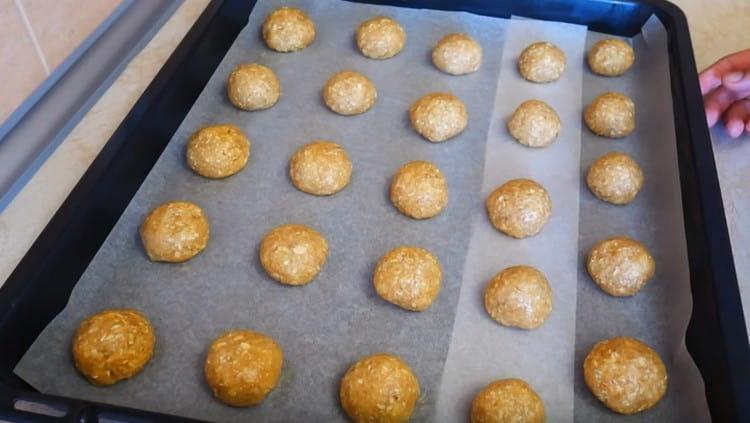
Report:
1,0,748,421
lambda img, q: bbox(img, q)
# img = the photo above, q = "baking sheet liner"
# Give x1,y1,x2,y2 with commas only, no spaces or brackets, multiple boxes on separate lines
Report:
15,0,709,420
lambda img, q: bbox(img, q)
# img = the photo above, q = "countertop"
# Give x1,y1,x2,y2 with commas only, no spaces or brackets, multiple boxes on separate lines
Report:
0,0,747,284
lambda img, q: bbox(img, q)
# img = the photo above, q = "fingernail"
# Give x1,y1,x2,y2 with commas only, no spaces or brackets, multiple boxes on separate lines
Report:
725,72,744,83
727,120,743,138
706,109,718,126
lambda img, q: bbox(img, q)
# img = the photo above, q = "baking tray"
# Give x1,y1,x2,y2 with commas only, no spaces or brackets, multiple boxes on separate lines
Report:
0,0,748,422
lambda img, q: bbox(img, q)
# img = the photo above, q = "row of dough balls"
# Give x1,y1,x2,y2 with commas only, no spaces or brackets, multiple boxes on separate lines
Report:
228,62,469,142
71,309,667,418
261,7,482,74
262,6,634,78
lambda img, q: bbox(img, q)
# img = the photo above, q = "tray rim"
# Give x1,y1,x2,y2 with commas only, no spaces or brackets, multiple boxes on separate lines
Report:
0,0,747,421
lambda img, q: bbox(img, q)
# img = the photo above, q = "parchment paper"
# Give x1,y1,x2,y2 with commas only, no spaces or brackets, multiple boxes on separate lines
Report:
15,1,709,421
712,127,750,340
15,1,507,421
573,19,709,421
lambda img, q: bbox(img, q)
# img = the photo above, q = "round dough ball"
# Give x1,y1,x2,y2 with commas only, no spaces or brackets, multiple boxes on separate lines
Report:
432,33,482,75
588,38,635,76
518,42,566,83
584,337,667,414
483,266,552,330
204,330,283,407
356,16,406,59
187,124,250,179
340,353,420,423
586,152,644,205
507,100,561,148
390,160,448,220
140,201,209,263
227,63,280,111
470,379,546,423
289,141,352,196
409,92,468,142
587,236,655,296
373,246,442,311
262,7,315,52
259,224,328,286
584,92,636,138
72,309,155,386
486,179,552,239
323,71,377,115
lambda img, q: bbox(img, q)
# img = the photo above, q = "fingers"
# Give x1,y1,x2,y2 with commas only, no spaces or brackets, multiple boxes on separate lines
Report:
703,86,748,127
699,49,750,94
722,71,750,92
723,99,750,139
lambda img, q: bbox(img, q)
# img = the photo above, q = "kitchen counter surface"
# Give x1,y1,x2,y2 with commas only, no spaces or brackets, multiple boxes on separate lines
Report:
0,0,748,284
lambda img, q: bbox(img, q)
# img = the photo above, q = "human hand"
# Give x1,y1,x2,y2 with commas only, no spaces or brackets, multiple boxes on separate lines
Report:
699,49,750,138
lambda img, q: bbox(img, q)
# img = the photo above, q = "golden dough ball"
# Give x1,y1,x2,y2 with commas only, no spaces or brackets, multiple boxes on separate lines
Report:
259,224,328,286
289,141,352,196
588,38,635,76
409,92,468,142
262,7,315,52
507,100,561,148
584,337,667,415
227,63,280,111
483,266,553,330
340,353,420,423
486,179,552,239
186,124,250,179
323,71,377,115
470,379,546,423
518,42,566,83
390,160,448,220
586,152,644,205
584,92,636,138
72,309,155,386
204,330,283,407
356,16,406,59
587,236,655,296
140,201,209,263
373,246,442,312
432,33,482,75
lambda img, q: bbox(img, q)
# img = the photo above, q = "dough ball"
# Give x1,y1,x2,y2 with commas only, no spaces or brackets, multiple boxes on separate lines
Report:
323,71,377,115
204,330,283,407
483,266,552,330
518,42,566,83
470,379,546,423
507,100,561,148
432,33,482,75
187,124,251,179
486,179,552,239
72,309,155,386
227,63,280,111
340,353,420,423
390,160,448,219
259,224,328,286
140,201,209,263
584,337,667,414
262,7,315,52
356,16,406,59
586,152,644,205
409,92,468,142
289,141,352,196
587,236,655,296
588,38,635,76
584,92,636,138
373,246,442,311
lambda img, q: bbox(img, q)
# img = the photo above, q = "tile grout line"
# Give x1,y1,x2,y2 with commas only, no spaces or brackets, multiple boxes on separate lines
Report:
14,0,50,75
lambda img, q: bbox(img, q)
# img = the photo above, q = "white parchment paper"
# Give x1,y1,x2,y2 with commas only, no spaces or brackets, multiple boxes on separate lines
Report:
15,1,709,421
